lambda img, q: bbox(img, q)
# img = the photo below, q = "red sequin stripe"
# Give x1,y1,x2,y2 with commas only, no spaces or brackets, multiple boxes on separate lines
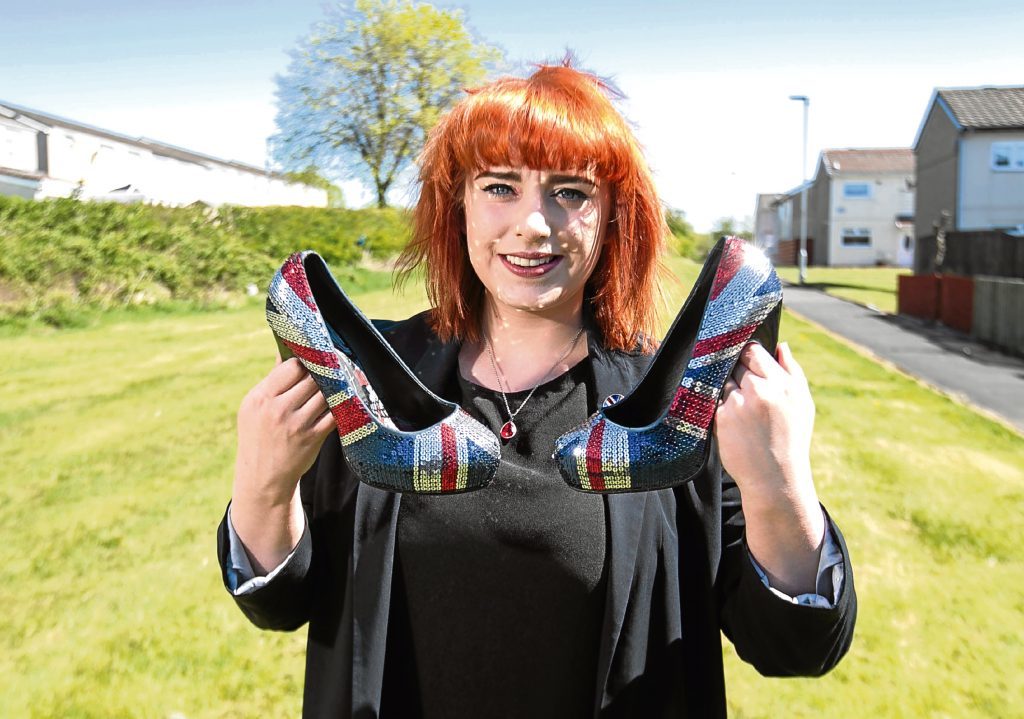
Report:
586,421,606,491
692,321,757,359
440,422,458,492
331,395,373,436
709,239,744,301
668,385,717,426
281,253,317,312
281,338,340,369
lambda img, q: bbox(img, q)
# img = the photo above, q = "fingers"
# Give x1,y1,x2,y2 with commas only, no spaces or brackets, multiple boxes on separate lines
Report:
719,377,741,405
737,341,786,381
281,371,322,411
265,357,310,395
732,362,750,388
775,341,806,379
296,385,332,430
313,406,338,437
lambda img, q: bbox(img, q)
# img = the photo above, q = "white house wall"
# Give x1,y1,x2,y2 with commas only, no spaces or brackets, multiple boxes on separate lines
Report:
958,131,1024,230
829,173,915,266
0,119,39,173
6,121,326,208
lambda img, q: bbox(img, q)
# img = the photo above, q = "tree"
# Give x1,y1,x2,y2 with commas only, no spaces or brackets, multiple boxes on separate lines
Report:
285,166,346,208
271,0,500,208
665,207,712,260
709,216,753,242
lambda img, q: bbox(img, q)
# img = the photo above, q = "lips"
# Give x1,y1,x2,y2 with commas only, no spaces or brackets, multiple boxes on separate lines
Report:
500,253,561,277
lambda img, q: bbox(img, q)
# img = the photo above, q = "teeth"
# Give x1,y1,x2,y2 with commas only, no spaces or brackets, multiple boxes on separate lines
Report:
506,255,554,268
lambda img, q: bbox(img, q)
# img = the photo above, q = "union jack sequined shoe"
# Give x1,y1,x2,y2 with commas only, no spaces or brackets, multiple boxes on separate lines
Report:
552,236,783,493
266,251,501,494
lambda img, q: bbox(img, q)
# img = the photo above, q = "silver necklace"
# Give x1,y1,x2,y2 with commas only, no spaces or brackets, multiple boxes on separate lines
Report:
485,326,585,441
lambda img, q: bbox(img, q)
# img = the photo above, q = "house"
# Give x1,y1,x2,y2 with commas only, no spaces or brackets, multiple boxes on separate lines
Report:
912,85,1024,271
758,148,916,267
752,192,784,261
0,100,327,207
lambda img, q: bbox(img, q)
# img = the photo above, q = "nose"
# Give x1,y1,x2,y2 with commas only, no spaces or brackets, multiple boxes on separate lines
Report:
517,209,551,240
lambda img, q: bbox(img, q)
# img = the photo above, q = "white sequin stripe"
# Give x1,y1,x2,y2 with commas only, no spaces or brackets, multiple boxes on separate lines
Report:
689,295,781,371
412,428,442,492
265,309,309,346
576,448,591,491
268,272,333,354
339,422,377,447
689,343,745,369
325,389,352,408
601,426,632,490
665,416,708,440
698,283,780,343
267,271,352,389
680,376,719,399
456,426,468,491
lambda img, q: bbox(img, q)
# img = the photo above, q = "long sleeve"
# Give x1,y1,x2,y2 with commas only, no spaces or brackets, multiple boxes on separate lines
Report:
214,434,341,632
716,459,857,677
747,509,845,608
224,505,307,595
216,501,314,631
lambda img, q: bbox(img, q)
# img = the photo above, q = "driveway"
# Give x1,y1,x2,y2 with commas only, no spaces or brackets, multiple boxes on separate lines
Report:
781,282,1024,434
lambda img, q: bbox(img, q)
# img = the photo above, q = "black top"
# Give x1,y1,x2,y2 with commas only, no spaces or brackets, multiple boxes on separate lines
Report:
395,359,607,718
217,310,857,719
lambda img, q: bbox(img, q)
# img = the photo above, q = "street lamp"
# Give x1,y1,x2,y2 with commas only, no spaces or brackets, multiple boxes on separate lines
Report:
789,95,809,285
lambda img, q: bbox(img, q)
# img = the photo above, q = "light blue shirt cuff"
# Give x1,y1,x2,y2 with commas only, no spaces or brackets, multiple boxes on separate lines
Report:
747,509,845,609
225,504,304,596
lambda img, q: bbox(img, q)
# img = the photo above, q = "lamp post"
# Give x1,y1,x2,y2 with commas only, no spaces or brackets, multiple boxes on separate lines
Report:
789,95,809,285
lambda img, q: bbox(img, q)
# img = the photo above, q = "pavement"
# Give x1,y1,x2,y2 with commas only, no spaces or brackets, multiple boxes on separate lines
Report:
780,281,1024,434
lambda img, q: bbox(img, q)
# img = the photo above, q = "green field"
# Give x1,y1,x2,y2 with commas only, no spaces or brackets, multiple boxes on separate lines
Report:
2,256,1022,717
775,265,912,314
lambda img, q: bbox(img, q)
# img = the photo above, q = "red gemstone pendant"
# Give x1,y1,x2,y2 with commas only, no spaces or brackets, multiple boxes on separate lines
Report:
500,420,517,440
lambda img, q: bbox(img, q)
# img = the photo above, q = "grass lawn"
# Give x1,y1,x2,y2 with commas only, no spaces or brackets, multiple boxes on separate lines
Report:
2,257,1021,717
775,265,912,314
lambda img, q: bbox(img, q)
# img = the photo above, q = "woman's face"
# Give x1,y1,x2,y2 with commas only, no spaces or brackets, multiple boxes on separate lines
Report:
463,166,612,320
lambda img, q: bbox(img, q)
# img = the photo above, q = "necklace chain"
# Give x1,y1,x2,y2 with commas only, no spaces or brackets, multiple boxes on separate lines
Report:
485,326,585,438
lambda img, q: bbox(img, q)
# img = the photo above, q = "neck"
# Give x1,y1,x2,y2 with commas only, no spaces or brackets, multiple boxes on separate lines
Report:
459,296,589,393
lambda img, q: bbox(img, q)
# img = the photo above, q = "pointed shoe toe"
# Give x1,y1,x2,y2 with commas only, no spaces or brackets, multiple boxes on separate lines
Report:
266,251,500,494
553,236,783,493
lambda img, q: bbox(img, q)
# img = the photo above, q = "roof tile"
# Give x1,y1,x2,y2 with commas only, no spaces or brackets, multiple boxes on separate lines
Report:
938,87,1024,129
822,148,915,174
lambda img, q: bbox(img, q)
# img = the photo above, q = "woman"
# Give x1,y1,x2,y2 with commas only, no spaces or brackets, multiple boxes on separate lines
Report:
220,61,856,718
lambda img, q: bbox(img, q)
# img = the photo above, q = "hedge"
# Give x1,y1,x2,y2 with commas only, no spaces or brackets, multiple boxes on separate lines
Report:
0,196,411,326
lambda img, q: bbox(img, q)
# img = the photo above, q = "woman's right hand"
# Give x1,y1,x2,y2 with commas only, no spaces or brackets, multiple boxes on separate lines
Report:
230,356,336,573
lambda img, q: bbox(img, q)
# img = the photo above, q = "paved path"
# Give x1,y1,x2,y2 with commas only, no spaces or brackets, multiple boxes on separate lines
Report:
780,282,1024,434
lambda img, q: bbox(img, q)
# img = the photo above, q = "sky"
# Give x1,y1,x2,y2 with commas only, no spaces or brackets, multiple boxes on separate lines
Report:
2,0,1022,231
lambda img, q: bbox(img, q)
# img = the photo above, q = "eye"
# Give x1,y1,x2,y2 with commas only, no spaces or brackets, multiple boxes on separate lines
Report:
482,183,516,197
554,187,589,202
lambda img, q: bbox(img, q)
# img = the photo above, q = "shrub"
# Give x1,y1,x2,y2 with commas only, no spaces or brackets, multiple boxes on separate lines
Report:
0,196,412,327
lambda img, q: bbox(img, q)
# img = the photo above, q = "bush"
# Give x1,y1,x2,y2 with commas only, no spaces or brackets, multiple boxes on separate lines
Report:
665,208,713,262
0,196,412,327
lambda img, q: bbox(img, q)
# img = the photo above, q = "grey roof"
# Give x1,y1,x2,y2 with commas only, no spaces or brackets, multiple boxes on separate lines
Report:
0,165,43,181
937,86,1024,130
822,148,915,174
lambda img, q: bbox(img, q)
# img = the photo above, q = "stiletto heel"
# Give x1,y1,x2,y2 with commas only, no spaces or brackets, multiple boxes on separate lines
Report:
552,236,783,492
266,251,501,494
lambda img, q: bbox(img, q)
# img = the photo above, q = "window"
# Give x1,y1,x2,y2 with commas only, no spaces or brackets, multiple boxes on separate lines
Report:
991,141,1024,171
843,182,872,199
841,228,871,247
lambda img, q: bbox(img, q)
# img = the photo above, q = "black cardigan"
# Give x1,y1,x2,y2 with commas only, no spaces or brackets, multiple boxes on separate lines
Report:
217,310,857,718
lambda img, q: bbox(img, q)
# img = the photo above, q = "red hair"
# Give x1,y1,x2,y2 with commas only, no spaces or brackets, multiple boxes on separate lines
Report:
397,60,667,352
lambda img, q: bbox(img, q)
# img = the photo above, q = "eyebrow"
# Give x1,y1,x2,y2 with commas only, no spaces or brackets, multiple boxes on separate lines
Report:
474,170,597,187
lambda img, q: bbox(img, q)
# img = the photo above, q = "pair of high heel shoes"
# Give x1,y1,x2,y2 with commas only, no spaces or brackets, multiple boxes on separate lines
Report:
266,236,782,495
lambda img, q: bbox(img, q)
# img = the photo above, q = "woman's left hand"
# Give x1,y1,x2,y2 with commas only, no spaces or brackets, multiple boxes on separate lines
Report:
713,340,826,594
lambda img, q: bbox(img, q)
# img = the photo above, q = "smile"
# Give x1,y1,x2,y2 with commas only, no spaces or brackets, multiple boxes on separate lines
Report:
500,253,562,277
